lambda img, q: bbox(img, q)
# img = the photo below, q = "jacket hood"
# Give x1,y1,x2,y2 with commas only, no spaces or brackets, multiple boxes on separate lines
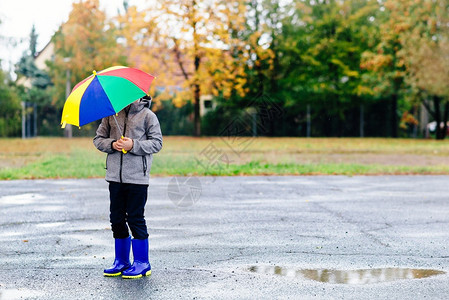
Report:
130,95,152,113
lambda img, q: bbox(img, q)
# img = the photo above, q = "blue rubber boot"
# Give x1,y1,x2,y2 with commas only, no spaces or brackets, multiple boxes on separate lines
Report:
122,238,151,279
103,236,131,277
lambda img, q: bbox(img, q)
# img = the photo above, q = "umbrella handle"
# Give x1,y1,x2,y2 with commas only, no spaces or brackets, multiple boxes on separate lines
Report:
113,116,127,154
121,136,128,154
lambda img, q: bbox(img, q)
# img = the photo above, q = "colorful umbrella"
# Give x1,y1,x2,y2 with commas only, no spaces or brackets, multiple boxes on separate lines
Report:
60,66,155,152
61,65,155,128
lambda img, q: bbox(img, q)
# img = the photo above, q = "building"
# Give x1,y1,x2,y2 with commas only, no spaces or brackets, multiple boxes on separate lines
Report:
16,41,54,89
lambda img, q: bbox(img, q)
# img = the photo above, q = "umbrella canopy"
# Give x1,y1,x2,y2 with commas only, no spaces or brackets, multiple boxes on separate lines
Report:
61,66,155,128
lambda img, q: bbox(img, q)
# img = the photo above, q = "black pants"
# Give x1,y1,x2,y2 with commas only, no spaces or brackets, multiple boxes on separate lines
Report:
108,182,149,239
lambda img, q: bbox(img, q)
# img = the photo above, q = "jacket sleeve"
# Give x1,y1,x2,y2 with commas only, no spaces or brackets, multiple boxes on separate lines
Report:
93,117,116,154
130,113,163,155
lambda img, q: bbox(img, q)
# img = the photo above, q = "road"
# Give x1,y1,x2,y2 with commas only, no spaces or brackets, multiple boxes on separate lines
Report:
0,176,448,299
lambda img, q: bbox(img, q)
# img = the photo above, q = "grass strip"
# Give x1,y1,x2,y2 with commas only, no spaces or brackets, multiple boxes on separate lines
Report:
1,152,448,180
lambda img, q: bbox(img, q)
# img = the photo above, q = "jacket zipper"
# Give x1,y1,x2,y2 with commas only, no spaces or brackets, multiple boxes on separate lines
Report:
119,109,129,183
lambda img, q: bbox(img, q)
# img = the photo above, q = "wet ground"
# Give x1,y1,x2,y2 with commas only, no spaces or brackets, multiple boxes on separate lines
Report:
0,176,448,299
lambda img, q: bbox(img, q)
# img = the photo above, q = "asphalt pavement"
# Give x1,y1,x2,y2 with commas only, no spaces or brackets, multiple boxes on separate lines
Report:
0,176,448,299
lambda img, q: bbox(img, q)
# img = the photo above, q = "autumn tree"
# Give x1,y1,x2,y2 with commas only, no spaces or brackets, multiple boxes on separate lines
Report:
116,1,202,135
114,3,162,102
398,0,449,139
157,0,233,136
48,0,126,135
361,0,412,137
228,0,278,135
117,0,254,136
207,0,248,101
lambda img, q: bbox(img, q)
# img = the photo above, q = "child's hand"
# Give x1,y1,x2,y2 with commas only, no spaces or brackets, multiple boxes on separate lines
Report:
117,137,133,151
112,140,122,152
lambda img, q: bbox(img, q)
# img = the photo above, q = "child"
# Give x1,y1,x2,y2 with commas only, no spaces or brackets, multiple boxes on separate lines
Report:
93,95,162,279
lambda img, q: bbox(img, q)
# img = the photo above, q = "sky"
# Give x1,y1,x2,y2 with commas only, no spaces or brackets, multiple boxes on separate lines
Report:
0,0,131,74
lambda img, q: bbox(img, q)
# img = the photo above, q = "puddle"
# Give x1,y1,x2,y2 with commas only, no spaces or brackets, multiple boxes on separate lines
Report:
248,266,445,285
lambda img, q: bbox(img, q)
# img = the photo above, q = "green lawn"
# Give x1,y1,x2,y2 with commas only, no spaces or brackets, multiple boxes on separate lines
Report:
1,137,449,179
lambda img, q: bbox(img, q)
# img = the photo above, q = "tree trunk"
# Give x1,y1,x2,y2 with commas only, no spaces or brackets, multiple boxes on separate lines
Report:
420,103,429,138
21,101,25,139
193,50,201,136
412,105,418,138
360,103,364,138
193,82,201,137
26,102,31,138
440,99,449,140
33,103,37,137
306,104,311,138
391,93,398,137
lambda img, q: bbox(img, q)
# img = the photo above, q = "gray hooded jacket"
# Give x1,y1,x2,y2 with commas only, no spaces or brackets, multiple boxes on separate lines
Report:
93,97,163,185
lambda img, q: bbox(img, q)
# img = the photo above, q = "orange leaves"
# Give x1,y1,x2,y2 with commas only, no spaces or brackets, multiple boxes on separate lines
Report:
361,52,393,71
50,0,277,113
116,0,257,106
52,0,125,87
393,23,411,34
400,111,419,129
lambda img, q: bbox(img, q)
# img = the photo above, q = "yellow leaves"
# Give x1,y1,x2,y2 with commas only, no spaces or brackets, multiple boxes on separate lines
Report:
345,70,359,78
356,85,375,96
207,50,247,100
172,91,191,108
52,0,278,111
330,59,359,78
330,58,345,68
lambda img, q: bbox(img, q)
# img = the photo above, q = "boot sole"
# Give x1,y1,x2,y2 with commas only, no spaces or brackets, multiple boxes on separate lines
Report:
122,270,151,279
103,272,122,277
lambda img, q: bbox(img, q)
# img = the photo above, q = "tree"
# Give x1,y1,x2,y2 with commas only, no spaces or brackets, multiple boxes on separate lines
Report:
15,25,53,137
158,0,221,136
279,0,379,136
29,24,38,57
207,0,248,101
0,70,21,137
398,0,449,139
114,4,165,107
49,0,127,108
361,0,410,137
117,0,252,136
118,0,212,136
46,0,127,136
